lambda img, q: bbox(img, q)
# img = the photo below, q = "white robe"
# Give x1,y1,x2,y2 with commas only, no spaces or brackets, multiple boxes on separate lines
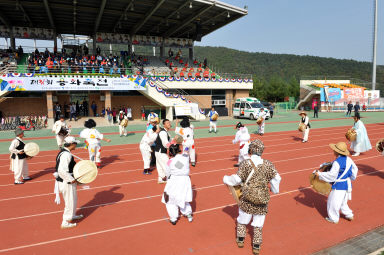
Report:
53,120,70,147
175,126,196,163
9,137,29,181
139,129,158,169
80,128,103,163
161,154,193,207
350,120,372,153
232,126,251,164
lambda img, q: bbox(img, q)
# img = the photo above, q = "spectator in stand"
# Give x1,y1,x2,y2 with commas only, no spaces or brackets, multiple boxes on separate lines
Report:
354,102,360,113
203,69,209,78
91,101,97,117
168,48,173,58
70,103,77,121
193,59,198,65
203,58,207,69
82,100,89,116
195,71,201,78
96,46,101,55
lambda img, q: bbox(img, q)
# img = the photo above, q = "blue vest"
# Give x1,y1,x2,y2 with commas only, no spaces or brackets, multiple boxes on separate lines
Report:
332,156,352,190
209,111,215,121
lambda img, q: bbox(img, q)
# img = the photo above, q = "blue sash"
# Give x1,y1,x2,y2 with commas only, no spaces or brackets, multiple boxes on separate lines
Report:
332,156,352,190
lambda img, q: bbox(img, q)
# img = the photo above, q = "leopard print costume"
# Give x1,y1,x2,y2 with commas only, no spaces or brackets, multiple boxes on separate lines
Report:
237,159,277,215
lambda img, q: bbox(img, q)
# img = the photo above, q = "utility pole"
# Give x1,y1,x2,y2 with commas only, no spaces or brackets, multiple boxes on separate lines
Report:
372,0,378,90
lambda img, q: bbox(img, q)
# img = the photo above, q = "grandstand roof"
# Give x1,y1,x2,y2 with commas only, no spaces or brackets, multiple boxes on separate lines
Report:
0,0,247,39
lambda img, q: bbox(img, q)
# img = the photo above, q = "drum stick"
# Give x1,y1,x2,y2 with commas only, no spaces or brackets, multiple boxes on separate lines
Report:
71,153,84,161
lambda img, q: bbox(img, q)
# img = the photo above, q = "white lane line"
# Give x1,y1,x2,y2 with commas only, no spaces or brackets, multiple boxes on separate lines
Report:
0,168,381,253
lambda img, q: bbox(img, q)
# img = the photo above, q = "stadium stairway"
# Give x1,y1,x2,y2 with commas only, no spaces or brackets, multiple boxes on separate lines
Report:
140,80,206,121
296,84,319,109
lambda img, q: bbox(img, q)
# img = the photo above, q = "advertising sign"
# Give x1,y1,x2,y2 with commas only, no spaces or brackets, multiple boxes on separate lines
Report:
0,76,146,91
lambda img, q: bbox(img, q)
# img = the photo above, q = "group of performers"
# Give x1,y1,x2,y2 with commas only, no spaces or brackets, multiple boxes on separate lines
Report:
7,107,379,250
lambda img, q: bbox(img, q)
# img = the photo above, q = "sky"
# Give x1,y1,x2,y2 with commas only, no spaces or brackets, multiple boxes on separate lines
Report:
196,0,383,64
1,0,382,64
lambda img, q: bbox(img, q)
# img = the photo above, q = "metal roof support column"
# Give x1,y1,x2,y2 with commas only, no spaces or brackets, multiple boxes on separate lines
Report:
92,34,97,55
94,0,107,33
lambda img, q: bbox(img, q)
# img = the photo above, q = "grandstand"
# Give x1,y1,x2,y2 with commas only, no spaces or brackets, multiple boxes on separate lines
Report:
0,0,250,125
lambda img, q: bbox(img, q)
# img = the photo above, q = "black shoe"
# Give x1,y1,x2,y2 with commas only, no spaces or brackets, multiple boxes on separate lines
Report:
234,164,239,167
14,181,24,185
191,162,196,167
170,220,177,225
143,169,147,175
236,237,244,248
209,131,212,133
252,244,261,254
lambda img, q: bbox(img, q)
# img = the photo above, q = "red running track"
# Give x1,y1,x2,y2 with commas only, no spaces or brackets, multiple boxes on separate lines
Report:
0,123,383,255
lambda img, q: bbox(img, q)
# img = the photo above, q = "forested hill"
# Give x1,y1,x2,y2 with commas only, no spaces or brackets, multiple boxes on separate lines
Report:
194,46,383,101
194,46,383,86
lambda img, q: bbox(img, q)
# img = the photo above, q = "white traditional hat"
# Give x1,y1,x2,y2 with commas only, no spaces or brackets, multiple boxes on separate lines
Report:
64,136,80,144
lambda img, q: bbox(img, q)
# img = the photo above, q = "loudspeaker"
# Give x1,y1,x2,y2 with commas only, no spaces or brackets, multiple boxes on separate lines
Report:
194,23,202,41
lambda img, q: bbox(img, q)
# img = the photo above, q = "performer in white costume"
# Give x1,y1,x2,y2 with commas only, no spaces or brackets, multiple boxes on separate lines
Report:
140,120,160,174
175,117,196,167
223,140,281,255
155,119,171,184
147,111,158,124
162,144,193,225
9,128,31,184
54,136,84,229
257,109,267,136
299,112,310,143
118,110,128,137
316,142,358,224
207,107,219,133
79,119,111,168
350,113,372,156
233,122,250,167
52,115,71,148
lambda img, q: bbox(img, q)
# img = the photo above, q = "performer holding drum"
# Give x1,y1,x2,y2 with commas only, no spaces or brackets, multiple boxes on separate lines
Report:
376,138,384,156
350,113,371,156
223,140,281,255
257,108,266,136
140,120,160,175
118,110,128,137
53,136,84,229
161,144,193,225
155,119,171,184
80,119,111,168
175,117,196,167
315,142,358,224
233,122,250,167
299,112,310,143
207,107,219,133
9,128,31,184
52,115,70,149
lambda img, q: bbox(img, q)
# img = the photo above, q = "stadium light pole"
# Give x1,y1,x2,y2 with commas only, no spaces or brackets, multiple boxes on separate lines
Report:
372,0,378,90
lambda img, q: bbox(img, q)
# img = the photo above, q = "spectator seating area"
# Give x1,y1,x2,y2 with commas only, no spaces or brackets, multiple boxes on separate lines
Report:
311,83,364,90
0,49,18,67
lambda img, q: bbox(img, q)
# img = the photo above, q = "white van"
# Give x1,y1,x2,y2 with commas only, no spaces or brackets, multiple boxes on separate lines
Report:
233,98,270,120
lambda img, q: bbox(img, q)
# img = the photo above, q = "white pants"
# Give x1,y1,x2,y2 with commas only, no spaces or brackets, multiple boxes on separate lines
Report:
140,143,152,169
258,122,265,134
56,135,65,147
209,121,217,132
303,128,310,141
88,143,101,163
11,158,29,181
237,208,266,228
119,125,127,136
183,142,196,163
155,151,168,179
166,202,192,222
327,189,353,223
59,182,77,222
